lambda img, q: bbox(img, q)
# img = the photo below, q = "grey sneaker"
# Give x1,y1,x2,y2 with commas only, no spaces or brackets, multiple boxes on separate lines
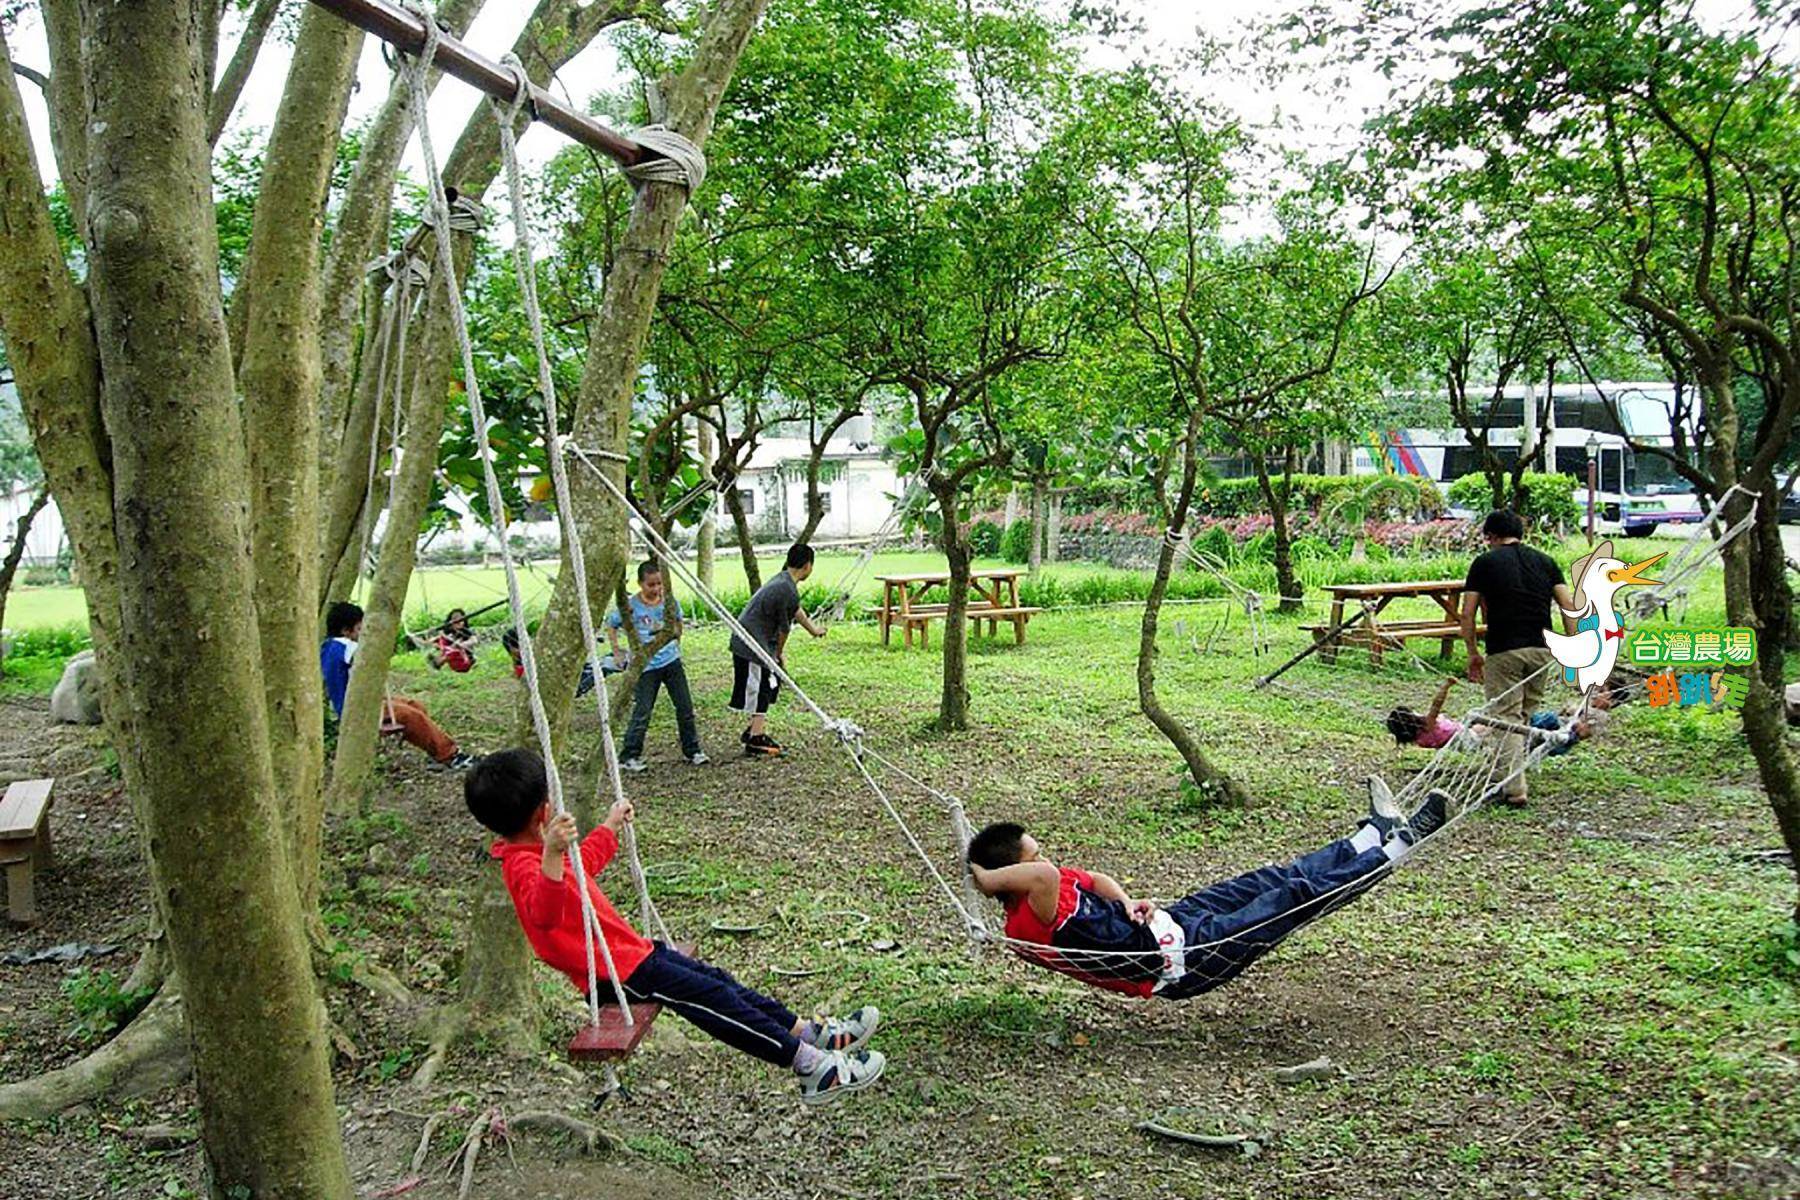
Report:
688,751,710,766
809,1005,879,1052
619,757,648,774
1405,789,1452,842
433,751,480,772
1362,775,1405,839
798,1048,886,1106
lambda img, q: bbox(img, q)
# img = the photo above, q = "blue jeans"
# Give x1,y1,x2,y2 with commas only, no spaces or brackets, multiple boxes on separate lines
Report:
620,659,701,761
620,943,800,1067
1157,837,1391,998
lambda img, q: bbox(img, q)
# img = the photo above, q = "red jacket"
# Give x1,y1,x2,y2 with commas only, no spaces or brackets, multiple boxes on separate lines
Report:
1004,866,1156,999
491,826,654,994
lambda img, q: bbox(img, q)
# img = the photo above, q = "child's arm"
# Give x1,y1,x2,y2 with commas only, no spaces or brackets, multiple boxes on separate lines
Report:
1424,676,1455,725
1085,870,1154,923
512,813,580,931
605,611,625,659
795,609,826,638
968,859,1062,926
578,798,635,873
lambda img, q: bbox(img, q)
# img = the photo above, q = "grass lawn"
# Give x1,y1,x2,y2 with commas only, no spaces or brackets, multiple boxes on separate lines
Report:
3,533,1795,1199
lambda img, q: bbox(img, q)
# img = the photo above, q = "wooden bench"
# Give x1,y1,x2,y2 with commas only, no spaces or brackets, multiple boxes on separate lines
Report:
1301,619,1484,666
896,605,1042,649
0,779,55,925
567,941,698,1063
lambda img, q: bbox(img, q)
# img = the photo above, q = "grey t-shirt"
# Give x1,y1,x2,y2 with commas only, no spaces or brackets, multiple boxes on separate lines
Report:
731,571,800,661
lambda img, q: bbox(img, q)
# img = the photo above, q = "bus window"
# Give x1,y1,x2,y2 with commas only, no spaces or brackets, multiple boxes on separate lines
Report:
1602,447,1623,494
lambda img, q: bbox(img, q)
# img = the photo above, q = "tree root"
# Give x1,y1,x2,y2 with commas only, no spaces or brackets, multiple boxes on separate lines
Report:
0,989,189,1121
506,1109,622,1156
407,1004,470,1093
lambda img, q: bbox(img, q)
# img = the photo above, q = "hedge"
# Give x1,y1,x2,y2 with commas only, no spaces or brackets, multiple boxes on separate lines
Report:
1446,472,1581,530
1192,474,1444,519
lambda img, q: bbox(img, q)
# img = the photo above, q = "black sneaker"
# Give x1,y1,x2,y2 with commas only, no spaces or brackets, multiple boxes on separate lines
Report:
1405,789,1452,841
744,733,782,757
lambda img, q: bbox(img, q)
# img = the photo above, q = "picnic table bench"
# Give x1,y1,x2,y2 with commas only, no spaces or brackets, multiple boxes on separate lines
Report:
1301,579,1484,667
877,569,1041,649
1,778,55,925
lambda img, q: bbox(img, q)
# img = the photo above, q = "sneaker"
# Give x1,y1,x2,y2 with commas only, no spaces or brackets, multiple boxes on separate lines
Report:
619,757,648,774
1361,775,1405,839
740,727,753,745
432,751,480,772
798,1048,886,1106
688,751,710,766
744,733,782,757
1405,789,1452,841
809,1005,880,1052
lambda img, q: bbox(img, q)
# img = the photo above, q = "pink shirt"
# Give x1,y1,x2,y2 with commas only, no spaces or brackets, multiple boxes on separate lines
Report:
1415,716,1463,749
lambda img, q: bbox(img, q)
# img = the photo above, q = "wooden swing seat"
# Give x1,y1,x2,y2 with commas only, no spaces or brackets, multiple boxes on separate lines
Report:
568,941,697,1063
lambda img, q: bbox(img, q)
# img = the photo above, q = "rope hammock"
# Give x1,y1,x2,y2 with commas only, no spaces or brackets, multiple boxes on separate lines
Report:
1624,484,1759,622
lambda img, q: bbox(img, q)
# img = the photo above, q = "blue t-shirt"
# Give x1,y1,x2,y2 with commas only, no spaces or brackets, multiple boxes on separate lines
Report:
607,594,682,670
320,637,357,716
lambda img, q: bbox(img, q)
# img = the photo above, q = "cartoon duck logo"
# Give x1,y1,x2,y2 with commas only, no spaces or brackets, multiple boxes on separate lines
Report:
1543,539,1666,696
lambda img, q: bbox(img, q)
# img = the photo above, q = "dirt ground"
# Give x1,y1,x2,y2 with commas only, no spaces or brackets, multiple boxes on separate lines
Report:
2,606,1798,1199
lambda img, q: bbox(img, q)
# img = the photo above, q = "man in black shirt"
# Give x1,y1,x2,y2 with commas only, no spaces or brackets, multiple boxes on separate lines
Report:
1460,510,1577,808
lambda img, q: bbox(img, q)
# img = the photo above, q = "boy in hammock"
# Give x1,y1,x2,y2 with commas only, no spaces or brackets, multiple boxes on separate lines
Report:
465,749,886,1105
965,787,1452,997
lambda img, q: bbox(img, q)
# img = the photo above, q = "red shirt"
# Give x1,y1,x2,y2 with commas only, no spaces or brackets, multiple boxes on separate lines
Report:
491,826,654,994
1003,866,1156,999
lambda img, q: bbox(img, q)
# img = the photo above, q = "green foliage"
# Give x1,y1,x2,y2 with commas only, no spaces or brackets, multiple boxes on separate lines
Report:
1195,474,1442,519
62,969,154,1043
1193,524,1237,567
998,519,1034,564
4,623,91,659
1447,472,1580,530
969,518,1003,557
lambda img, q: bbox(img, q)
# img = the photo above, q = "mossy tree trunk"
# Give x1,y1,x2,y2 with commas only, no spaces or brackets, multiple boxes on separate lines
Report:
77,3,350,1194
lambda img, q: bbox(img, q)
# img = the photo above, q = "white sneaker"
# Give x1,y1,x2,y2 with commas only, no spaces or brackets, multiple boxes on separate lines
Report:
798,1049,886,1106
810,1005,879,1052
619,757,648,774
689,751,710,766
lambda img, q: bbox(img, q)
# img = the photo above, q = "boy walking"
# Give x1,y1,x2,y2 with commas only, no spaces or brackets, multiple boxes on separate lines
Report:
322,601,477,771
730,543,827,756
466,749,886,1104
608,560,706,771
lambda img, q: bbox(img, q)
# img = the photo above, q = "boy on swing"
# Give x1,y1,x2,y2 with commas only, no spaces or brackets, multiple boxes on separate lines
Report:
466,749,885,1105
965,787,1452,997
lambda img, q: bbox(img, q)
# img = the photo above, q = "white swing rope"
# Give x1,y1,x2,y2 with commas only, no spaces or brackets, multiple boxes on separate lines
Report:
490,56,671,946
806,467,938,625
1627,484,1760,619
402,17,626,1027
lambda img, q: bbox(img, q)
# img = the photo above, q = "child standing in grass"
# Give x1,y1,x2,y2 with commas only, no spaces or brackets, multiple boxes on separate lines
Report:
466,749,885,1105
729,543,826,757
607,560,706,771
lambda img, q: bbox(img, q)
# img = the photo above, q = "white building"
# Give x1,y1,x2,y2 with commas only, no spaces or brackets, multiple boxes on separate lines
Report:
1,481,64,568
731,423,903,543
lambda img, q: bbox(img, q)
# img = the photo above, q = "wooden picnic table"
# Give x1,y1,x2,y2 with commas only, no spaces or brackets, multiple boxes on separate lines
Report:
1305,578,1482,666
876,569,1040,648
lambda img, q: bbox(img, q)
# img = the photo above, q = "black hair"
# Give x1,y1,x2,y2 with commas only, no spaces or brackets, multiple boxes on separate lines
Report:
1481,510,1525,539
326,601,364,638
784,542,815,571
1386,706,1426,746
968,821,1028,871
637,558,661,582
464,748,549,837
445,607,469,629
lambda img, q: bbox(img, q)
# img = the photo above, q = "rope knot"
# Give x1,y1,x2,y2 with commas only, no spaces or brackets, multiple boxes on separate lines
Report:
829,718,865,745
622,126,708,192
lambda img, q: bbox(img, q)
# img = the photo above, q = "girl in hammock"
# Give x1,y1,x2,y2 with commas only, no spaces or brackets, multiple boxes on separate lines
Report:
1385,675,1464,750
965,788,1450,997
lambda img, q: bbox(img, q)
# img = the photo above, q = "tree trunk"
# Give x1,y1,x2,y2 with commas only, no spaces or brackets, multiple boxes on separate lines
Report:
1003,485,1018,528
236,0,363,900
318,273,395,604
1255,459,1302,614
328,234,471,812
1027,476,1045,575
1140,416,1248,804
0,485,50,673
696,416,716,587
933,483,972,731
80,3,349,1194
1046,492,1061,562
724,482,761,589
205,0,283,146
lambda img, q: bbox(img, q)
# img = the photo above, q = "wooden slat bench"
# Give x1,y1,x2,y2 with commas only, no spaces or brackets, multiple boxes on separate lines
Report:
898,605,1043,649
0,778,55,925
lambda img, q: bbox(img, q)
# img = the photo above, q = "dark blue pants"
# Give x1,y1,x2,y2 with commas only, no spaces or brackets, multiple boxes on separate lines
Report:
621,660,701,761
1158,837,1390,999
620,943,800,1067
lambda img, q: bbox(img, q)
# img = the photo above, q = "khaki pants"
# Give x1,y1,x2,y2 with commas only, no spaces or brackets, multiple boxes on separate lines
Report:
1483,647,1554,800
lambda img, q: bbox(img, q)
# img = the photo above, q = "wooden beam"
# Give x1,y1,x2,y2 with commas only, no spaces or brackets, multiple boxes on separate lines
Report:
306,0,651,168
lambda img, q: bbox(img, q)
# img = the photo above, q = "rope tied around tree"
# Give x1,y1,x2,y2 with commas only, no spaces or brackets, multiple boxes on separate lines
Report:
622,125,708,192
